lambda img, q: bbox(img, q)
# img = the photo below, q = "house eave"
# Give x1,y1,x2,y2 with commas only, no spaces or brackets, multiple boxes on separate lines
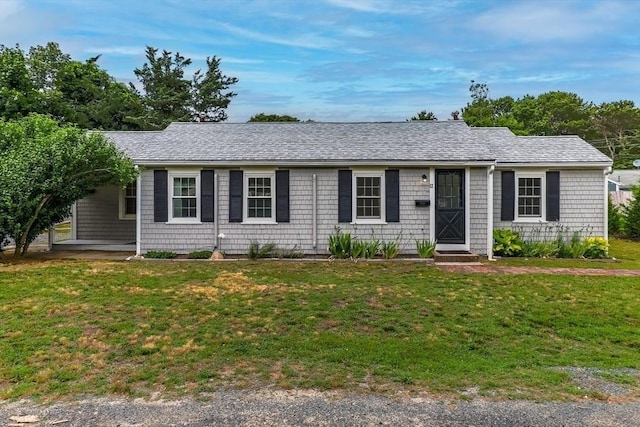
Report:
133,159,498,168
496,161,612,169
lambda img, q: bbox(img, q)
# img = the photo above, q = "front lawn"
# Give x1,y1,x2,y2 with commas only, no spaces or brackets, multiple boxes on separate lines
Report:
494,237,640,270
0,260,638,401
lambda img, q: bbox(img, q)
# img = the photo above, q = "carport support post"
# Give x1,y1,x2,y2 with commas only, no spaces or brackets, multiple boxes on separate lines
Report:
48,226,54,251
487,165,495,260
136,171,142,257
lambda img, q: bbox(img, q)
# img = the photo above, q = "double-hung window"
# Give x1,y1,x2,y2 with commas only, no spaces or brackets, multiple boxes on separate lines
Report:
119,182,136,219
353,171,385,223
244,171,276,223
516,173,544,219
169,171,200,222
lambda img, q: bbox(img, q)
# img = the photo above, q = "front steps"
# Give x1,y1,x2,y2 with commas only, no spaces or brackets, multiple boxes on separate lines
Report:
434,251,480,264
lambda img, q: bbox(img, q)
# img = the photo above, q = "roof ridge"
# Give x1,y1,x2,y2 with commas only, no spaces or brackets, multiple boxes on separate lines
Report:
166,121,468,125
517,135,582,138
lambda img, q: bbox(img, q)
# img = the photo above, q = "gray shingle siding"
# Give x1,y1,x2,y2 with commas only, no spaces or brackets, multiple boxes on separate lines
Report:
139,167,441,255
140,169,216,253
493,169,606,239
469,168,488,254
75,185,135,241
78,122,612,256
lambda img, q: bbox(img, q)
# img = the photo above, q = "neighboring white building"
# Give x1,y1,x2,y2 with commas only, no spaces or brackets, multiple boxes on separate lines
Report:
608,169,640,207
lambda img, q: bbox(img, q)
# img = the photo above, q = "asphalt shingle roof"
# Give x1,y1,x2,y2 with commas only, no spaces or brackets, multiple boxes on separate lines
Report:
103,121,612,166
610,170,640,188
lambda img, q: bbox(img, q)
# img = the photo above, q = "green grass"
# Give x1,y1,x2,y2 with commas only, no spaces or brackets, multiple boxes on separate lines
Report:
0,259,638,401
494,237,640,270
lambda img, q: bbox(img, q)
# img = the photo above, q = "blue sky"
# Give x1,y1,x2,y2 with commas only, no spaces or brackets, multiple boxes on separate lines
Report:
1,0,639,122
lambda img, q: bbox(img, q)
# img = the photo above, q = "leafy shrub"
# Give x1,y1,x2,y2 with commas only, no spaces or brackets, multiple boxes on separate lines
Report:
328,228,352,258
350,239,366,259
608,196,623,235
380,240,400,259
275,245,305,259
247,241,277,259
569,239,587,259
583,237,609,259
187,250,213,259
361,239,380,258
415,239,436,258
622,186,640,238
555,231,586,258
509,225,609,259
493,229,522,257
145,250,177,259
520,240,557,258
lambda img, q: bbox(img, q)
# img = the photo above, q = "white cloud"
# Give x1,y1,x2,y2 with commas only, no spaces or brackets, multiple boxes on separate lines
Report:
512,72,583,83
214,57,264,65
0,0,23,21
84,46,144,56
325,0,395,14
213,21,337,50
342,27,377,38
472,1,628,43
324,0,463,15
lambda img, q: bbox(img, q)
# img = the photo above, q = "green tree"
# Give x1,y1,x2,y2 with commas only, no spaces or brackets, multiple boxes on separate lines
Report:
461,81,494,127
408,110,437,121
192,56,238,122
55,57,144,130
132,47,193,129
26,42,71,92
513,91,593,138
0,45,42,119
0,115,137,256
133,46,238,129
24,42,71,120
248,113,300,122
622,185,640,238
461,82,524,131
608,195,623,235
95,81,146,130
1,43,144,130
589,101,640,168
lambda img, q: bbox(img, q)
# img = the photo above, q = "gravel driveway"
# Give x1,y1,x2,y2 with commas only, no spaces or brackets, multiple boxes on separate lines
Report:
2,390,638,427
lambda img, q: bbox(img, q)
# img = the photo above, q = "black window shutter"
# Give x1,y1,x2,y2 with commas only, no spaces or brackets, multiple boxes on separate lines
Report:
275,170,290,223
385,169,400,222
501,171,515,221
338,170,352,223
546,171,560,221
201,170,215,222
229,170,243,223
154,170,168,222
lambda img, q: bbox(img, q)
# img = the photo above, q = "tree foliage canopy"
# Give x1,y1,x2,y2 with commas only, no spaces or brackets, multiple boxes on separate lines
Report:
408,110,437,121
0,43,238,131
192,56,239,123
132,46,238,129
0,43,144,130
0,115,137,255
622,185,640,238
248,113,300,122
459,81,640,167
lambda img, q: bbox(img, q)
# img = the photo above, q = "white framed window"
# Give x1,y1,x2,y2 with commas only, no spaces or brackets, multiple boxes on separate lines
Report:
244,171,276,223
353,170,386,224
119,182,136,220
516,172,545,220
169,171,200,223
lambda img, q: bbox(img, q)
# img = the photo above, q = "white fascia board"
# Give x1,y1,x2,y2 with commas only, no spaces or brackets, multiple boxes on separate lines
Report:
134,160,498,168
496,162,612,169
